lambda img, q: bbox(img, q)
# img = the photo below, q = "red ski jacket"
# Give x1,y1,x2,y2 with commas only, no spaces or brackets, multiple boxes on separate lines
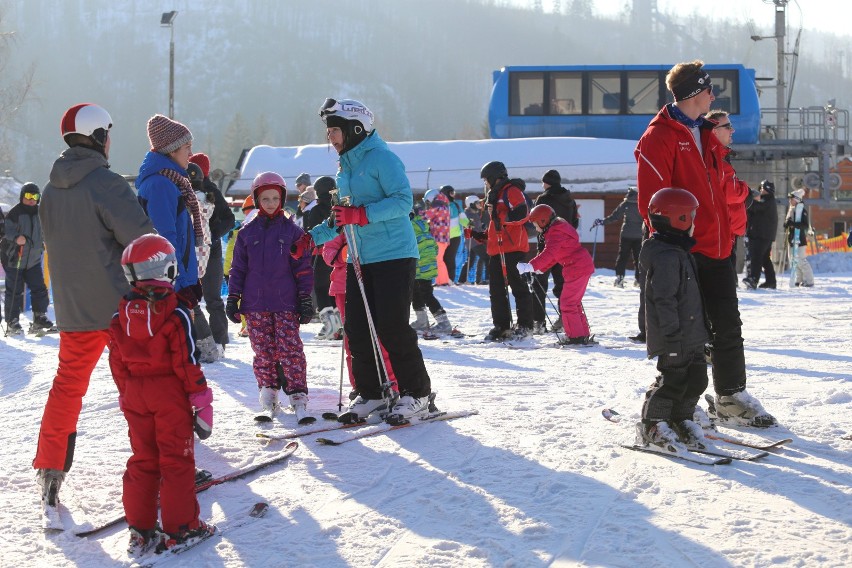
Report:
635,106,731,260
486,180,529,256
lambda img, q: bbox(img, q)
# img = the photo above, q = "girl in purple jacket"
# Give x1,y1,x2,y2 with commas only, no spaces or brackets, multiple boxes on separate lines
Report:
225,172,314,422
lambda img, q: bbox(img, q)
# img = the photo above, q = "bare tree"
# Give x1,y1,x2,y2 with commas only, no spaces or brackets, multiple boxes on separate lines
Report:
0,7,35,174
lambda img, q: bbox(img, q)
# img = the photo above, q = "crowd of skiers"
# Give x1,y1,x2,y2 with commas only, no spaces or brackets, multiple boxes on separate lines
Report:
19,63,822,555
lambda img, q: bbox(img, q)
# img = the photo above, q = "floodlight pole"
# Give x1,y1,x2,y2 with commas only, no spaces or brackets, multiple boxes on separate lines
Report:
161,11,178,118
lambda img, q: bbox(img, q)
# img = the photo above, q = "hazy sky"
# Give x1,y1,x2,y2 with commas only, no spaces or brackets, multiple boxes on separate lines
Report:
532,0,850,39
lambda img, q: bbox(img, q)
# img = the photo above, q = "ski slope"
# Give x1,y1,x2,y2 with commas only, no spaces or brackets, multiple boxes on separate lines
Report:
1,260,850,567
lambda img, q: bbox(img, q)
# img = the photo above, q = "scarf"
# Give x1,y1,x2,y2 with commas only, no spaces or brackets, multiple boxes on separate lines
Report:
159,168,204,243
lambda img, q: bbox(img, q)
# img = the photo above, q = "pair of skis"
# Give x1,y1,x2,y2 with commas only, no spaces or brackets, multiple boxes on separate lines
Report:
257,408,479,446
603,408,791,466
73,441,299,538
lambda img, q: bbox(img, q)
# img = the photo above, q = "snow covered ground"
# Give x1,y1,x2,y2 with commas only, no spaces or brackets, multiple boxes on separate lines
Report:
1,261,851,567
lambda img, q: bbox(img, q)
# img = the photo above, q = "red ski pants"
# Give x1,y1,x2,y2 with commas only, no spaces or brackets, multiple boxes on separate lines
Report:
33,330,110,471
120,375,200,534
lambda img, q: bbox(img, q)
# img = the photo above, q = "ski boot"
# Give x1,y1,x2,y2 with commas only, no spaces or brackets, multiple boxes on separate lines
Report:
30,313,58,336
6,318,24,336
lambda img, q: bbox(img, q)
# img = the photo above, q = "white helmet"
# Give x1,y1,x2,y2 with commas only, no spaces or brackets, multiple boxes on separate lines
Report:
319,98,374,132
423,188,439,205
465,195,481,207
60,103,112,146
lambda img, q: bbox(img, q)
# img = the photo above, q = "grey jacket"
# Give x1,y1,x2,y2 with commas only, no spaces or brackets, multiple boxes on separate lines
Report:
3,205,44,270
639,233,709,358
601,192,643,240
40,146,152,331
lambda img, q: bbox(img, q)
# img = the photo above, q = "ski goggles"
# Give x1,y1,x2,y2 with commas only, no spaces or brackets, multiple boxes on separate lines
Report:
319,98,342,120
23,192,40,201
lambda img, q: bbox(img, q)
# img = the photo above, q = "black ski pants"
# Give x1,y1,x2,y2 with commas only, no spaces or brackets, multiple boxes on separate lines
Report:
411,279,443,314
642,349,709,423
692,252,747,396
4,262,49,321
532,264,563,323
614,236,642,278
488,250,533,330
746,237,776,286
444,236,461,283
345,258,431,399
312,255,335,310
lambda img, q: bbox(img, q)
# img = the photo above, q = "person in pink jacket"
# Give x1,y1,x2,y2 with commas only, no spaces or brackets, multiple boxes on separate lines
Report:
517,204,595,345
322,232,397,398
423,190,451,285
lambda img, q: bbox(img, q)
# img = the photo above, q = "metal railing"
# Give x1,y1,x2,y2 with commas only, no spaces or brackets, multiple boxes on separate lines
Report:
760,105,848,143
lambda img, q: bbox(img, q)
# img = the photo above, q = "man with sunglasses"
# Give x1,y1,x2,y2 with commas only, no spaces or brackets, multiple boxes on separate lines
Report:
2,182,53,336
635,60,777,430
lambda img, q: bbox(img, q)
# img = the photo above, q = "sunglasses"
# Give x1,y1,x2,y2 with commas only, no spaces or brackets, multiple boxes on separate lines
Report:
714,123,734,130
23,192,40,201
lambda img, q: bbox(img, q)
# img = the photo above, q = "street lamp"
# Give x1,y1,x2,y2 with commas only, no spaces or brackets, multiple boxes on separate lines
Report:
160,11,178,118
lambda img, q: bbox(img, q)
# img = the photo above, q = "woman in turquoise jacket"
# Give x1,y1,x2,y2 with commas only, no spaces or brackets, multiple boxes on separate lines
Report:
306,98,431,423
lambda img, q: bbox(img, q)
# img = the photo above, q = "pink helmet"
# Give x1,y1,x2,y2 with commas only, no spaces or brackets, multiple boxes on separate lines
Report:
251,171,287,196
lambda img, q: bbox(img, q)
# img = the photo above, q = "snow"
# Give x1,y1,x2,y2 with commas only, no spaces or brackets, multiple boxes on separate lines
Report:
2,256,851,567
231,137,639,196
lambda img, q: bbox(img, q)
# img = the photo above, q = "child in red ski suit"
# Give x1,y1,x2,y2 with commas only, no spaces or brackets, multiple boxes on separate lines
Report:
225,172,314,419
108,234,215,555
517,204,595,344
323,232,398,396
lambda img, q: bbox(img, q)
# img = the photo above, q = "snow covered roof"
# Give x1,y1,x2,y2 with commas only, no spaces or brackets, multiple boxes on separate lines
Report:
230,137,639,197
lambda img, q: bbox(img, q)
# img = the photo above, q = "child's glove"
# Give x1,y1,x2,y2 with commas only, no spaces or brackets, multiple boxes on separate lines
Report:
189,387,214,440
226,294,241,324
298,295,314,324
290,233,314,258
516,262,535,274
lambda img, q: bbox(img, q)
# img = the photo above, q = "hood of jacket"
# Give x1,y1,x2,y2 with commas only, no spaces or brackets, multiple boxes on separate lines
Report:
48,146,111,190
117,289,179,340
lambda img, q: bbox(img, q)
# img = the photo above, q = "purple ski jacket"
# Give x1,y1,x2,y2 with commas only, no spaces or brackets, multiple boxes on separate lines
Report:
228,212,313,313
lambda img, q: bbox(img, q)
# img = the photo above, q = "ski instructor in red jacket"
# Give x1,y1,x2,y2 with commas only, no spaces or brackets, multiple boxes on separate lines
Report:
635,60,776,427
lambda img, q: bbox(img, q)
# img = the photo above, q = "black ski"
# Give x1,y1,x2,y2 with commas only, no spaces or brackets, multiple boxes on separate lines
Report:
75,442,298,538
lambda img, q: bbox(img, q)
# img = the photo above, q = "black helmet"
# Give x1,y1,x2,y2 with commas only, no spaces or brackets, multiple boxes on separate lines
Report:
759,180,775,193
480,161,508,186
313,175,336,196
186,162,204,190
439,185,455,198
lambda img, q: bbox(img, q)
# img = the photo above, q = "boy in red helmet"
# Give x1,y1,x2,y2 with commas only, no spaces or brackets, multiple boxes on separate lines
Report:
516,204,595,345
109,233,215,556
635,188,710,452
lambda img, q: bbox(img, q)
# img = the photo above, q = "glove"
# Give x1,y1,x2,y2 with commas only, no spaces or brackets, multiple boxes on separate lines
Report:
189,388,214,440
464,227,487,243
297,295,314,324
177,282,203,309
226,294,241,324
592,218,604,228
333,205,369,227
290,233,314,258
516,262,535,274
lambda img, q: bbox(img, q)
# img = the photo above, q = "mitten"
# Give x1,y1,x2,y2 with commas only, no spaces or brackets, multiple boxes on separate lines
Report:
516,262,535,274
290,233,314,258
298,295,314,324
333,205,368,227
225,294,241,324
189,387,213,440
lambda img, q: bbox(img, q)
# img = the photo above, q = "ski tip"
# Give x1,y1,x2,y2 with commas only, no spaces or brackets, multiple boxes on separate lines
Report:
315,437,341,446
249,502,269,518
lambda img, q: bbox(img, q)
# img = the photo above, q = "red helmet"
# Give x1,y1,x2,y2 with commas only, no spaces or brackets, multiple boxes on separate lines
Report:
121,234,177,286
528,204,556,231
60,103,112,147
648,187,699,233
